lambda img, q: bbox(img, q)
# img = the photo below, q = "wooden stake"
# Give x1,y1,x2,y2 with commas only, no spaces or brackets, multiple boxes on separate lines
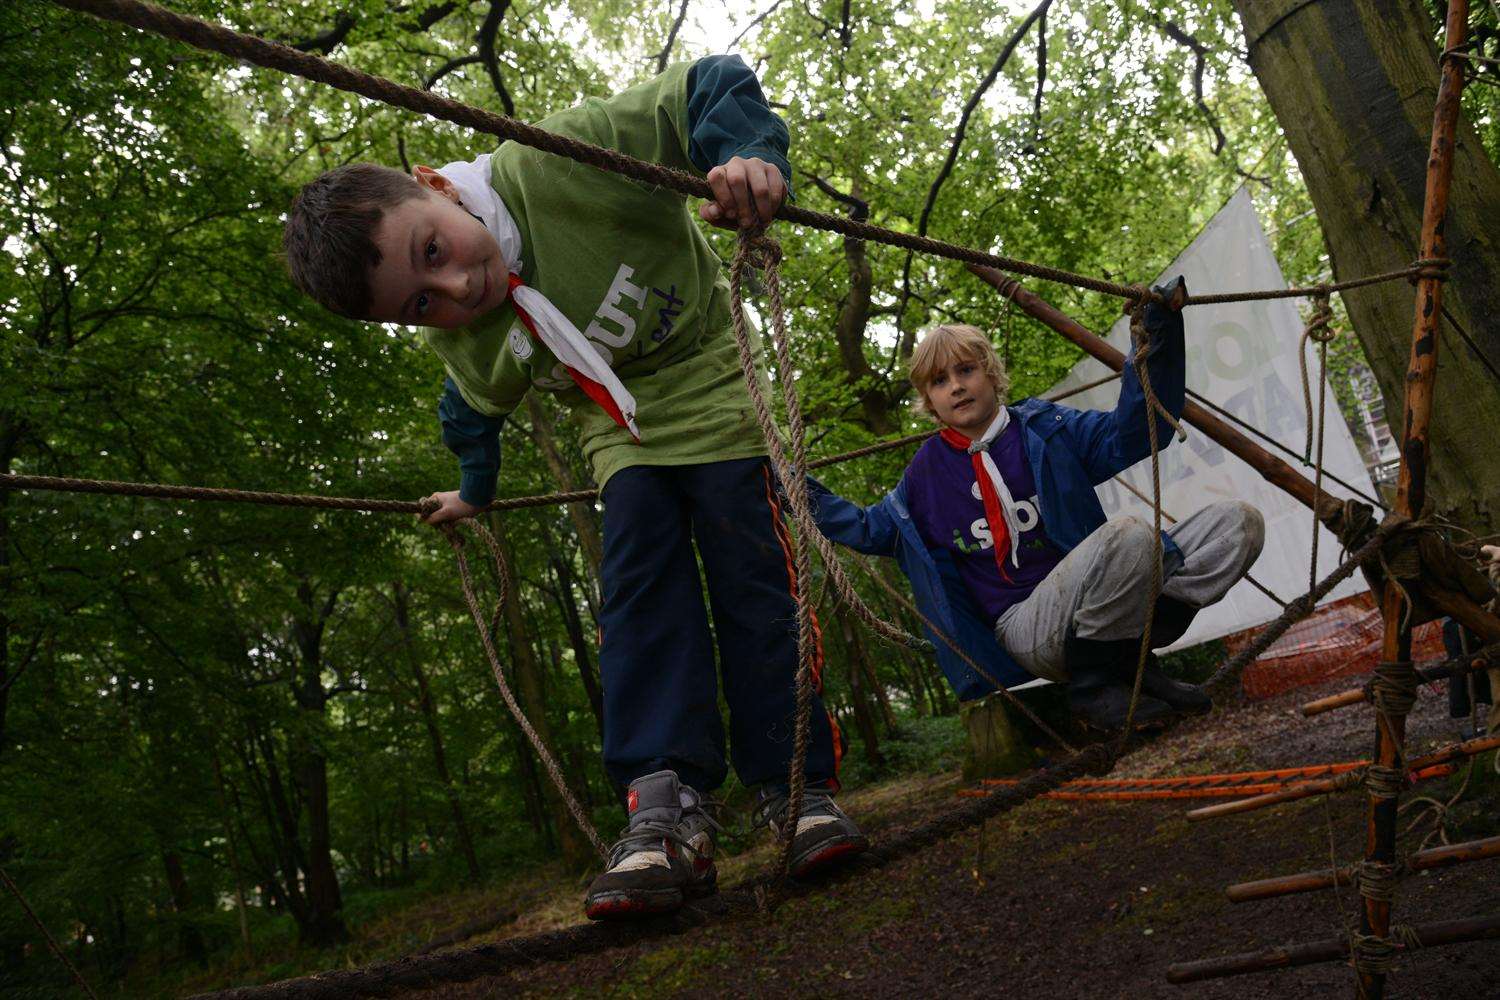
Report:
1185,734,1500,822
1226,834,1500,903
1167,913,1500,985
1359,4,1470,995
1301,646,1498,717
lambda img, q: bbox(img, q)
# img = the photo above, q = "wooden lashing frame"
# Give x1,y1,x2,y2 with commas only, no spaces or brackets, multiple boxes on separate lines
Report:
1358,3,1472,996
973,4,1497,993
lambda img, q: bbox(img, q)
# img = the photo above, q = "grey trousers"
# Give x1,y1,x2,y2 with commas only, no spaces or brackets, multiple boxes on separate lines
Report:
994,500,1266,682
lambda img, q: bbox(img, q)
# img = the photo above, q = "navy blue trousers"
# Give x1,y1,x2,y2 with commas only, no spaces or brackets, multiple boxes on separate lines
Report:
597,456,840,794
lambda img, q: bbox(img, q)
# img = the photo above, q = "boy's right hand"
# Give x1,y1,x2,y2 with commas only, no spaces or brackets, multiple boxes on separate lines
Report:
419,490,484,525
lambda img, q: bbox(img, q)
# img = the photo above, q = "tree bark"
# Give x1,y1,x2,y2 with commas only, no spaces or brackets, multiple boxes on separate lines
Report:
1233,0,1500,529
391,582,482,884
161,850,208,965
288,583,347,947
835,606,886,765
829,181,898,436
486,514,593,868
524,395,604,581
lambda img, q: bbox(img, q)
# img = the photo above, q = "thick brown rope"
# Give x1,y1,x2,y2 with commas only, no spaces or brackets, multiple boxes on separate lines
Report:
727,235,819,883
49,0,1440,308
730,234,1078,758
0,865,101,1000
0,372,1126,517
189,742,1117,1000
442,520,609,861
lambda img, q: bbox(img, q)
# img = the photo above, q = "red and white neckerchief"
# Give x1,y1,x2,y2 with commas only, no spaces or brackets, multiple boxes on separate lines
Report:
438,154,640,442
939,407,1022,575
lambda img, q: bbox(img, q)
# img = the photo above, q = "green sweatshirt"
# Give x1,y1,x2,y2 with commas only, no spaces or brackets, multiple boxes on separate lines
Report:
422,61,771,490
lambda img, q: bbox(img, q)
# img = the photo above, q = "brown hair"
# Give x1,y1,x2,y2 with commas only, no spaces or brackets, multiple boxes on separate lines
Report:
282,163,425,319
908,323,1010,419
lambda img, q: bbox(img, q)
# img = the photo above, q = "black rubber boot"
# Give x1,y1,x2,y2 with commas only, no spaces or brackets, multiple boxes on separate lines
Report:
1063,633,1174,732
1150,595,1201,649
1136,653,1213,715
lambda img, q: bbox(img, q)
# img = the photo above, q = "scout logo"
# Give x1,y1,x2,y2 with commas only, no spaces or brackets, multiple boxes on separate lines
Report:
509,324,533,360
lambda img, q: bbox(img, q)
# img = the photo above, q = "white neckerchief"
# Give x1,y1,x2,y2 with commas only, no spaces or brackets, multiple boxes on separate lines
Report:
968,407,1023,568
436,154,639,440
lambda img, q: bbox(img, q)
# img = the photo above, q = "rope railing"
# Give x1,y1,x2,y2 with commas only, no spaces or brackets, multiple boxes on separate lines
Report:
47,0,1442,308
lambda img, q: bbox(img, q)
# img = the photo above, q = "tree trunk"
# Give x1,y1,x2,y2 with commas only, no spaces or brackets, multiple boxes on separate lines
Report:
960,696,1037,780
211,752,254,964
524,395,604,580
288,583,347,947
544,545,606,743
830,182,898,436
1234,0,1500,530
391,582,482,884
834,606,887,766
486,514,593,868
161,851,208,965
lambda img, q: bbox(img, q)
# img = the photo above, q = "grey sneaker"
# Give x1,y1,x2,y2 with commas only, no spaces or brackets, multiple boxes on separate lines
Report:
584,770,718,920
755,784,868,878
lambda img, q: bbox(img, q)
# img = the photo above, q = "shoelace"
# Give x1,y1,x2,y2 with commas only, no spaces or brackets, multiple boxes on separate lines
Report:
752,786,835,833
607,804,725,868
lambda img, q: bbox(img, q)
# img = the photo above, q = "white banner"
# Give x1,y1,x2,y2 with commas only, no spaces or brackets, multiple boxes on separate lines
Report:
1047,187,1378,649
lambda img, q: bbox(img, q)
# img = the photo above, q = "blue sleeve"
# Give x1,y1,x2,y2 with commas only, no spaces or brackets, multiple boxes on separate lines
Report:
686,54,792,194
1063,276,1188,484
806,474,901,557
438,377,505,507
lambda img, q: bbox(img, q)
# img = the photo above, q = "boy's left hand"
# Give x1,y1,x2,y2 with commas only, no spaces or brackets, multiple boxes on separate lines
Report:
700,156,787,231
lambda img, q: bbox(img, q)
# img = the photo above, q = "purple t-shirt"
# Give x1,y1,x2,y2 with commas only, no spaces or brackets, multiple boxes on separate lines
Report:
905,419,1065,622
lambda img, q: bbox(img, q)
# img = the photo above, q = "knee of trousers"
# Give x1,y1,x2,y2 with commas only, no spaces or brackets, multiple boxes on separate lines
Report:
1209,500,1267,561
1098,515,1159,571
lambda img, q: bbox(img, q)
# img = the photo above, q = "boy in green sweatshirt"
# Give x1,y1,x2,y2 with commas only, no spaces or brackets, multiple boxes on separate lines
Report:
283,56,865,920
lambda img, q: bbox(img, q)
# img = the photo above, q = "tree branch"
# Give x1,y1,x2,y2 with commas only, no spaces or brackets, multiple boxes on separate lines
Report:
285,2,462,54
476,0,515,116
652,0,692,74
1149,13,1226,155
424,52,483,90
1031,7,1047,147
894,0,1054,360
727,0,786,51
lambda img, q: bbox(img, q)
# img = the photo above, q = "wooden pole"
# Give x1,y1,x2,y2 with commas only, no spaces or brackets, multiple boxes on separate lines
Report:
965,263,1500,645
1359,4,1469,995
1167,913,1500,985
1185,734,1500,822
1225,834,1500,903
1301,644,1499,717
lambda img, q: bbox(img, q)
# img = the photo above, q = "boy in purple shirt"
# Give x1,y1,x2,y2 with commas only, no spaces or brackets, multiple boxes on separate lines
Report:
812,280,1265,731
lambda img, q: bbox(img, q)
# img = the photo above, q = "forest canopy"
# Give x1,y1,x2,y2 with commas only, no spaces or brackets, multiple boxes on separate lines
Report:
2,0,1497,994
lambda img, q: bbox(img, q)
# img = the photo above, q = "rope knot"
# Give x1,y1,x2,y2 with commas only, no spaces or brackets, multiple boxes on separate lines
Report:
741,233,783,269
1409,257,1451,283
1304,288,1337,343
417,495,442,518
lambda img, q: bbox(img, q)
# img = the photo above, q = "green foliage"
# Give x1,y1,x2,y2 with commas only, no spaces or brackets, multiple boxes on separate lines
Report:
2,0,1492,993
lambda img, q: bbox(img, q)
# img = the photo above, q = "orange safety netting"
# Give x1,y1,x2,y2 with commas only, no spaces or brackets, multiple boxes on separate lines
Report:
1225,593,1448,701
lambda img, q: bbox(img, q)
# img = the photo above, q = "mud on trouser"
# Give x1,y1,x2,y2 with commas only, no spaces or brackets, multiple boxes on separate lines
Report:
597,456,840,794
994,500,1265,682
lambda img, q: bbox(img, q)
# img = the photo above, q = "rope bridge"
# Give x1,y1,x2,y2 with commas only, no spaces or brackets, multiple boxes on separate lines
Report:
7,0,1495,996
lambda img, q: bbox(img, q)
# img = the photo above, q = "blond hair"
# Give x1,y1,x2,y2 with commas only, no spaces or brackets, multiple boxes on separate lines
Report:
909,323,1010,419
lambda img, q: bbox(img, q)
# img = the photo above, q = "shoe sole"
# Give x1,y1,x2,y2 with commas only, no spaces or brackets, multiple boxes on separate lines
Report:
584,871,718,922
585,887,682,921
790,835,869,879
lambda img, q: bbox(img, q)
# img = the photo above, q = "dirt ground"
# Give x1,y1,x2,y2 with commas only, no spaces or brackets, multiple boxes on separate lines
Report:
404,676,1499,1000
